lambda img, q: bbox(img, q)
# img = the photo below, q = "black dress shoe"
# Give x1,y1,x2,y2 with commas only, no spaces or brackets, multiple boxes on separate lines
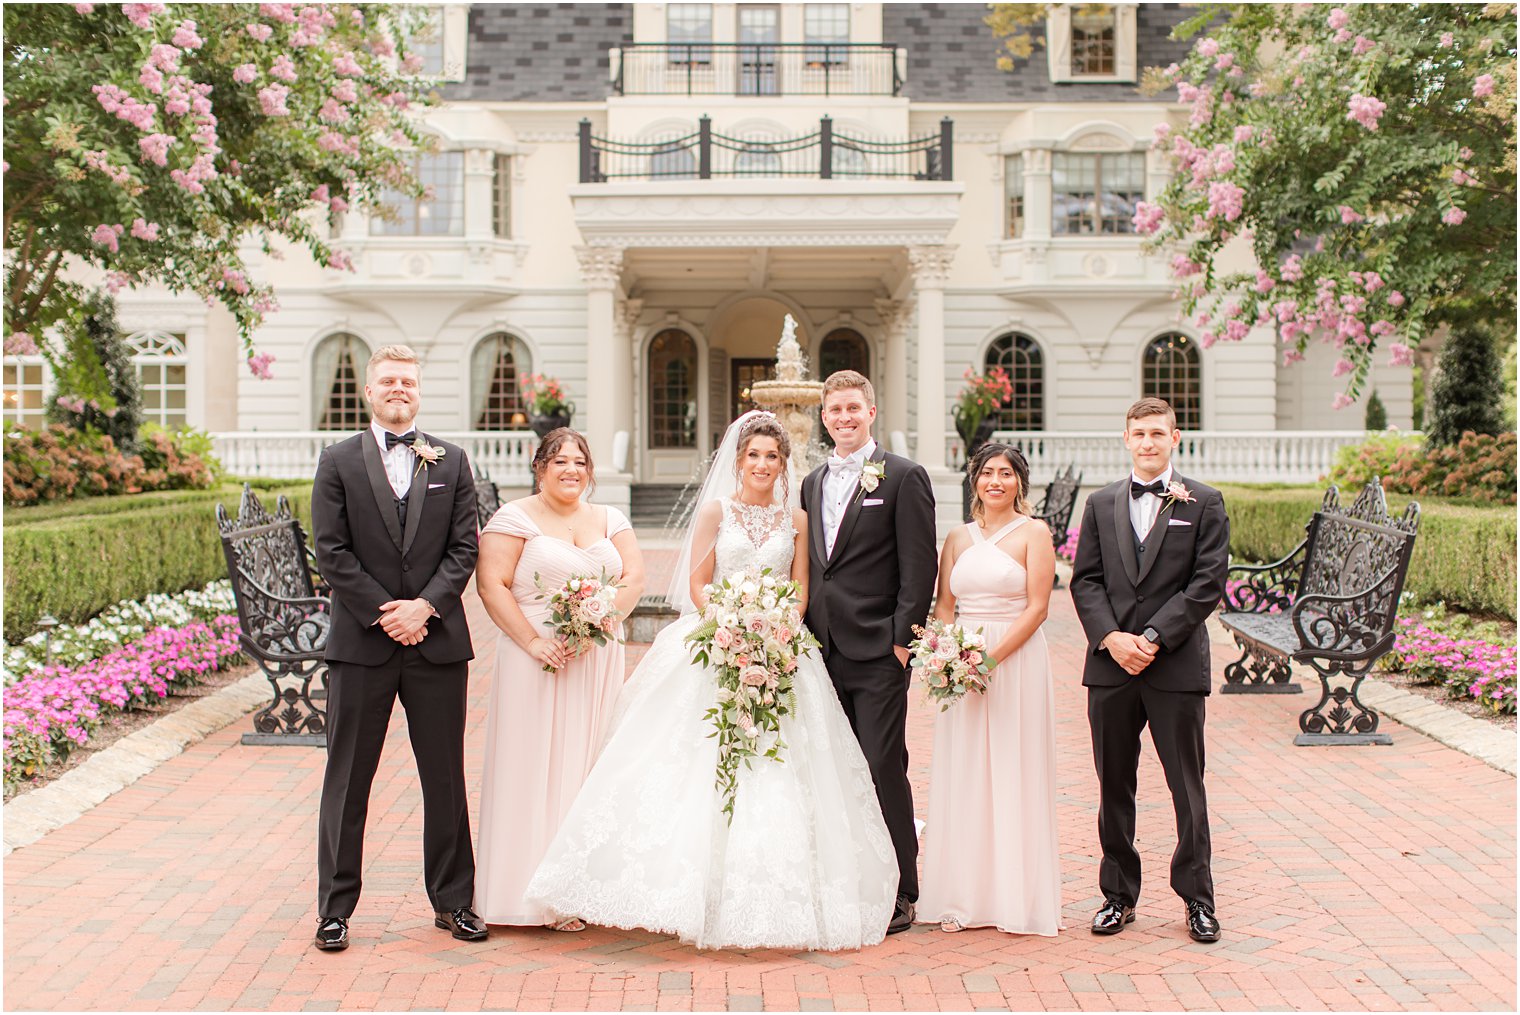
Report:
887,895,915,935
1184,900,1221,943
1090,899,1136,935
314,916,349,951
435,906,489,941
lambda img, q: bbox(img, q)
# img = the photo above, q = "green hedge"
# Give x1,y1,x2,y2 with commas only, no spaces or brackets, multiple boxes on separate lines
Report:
1219,484,1516,620
4,483,313,642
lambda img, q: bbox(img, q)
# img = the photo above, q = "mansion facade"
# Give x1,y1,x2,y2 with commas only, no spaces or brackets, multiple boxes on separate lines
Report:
4,3,1414,524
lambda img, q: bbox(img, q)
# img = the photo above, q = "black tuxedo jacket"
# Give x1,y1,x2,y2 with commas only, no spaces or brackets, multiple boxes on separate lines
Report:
311,430,479,666
800,445,938,660
1070,472,1229,693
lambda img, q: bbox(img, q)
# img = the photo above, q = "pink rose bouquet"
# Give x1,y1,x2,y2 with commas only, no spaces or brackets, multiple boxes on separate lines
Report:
685,569,818,822
908,619,994,711
532,570,623,673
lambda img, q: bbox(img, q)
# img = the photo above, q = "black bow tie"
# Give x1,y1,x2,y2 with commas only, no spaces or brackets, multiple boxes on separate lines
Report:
384,430,417,450
1131,479,1166,500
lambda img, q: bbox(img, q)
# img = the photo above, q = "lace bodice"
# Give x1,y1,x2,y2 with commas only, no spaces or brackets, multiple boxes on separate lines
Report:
713,498,796,585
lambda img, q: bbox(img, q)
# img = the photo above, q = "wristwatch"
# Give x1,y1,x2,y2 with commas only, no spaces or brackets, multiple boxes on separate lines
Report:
1142,626,1161,646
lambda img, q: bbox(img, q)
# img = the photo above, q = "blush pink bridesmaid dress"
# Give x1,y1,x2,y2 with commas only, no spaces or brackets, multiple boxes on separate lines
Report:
918,515,1063,935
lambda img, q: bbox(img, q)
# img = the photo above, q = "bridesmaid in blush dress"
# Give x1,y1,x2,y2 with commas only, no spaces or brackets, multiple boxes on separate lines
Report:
473,429,644,931
918,443,1062,936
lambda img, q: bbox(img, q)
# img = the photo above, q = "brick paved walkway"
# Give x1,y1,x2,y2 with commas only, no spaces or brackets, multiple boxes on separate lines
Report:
5,548,1515,1011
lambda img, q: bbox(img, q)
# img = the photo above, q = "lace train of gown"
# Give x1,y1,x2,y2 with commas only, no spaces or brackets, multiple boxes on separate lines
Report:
525,499,899,951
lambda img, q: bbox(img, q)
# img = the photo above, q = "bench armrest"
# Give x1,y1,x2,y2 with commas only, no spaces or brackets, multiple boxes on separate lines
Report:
235,592,331,662
1222,539,1307,614
1289,564,1404,663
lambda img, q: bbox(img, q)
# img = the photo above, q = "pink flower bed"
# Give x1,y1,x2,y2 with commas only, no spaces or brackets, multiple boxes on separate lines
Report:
1057,526,1080,562
3,615,243,789
1387,616,1517,715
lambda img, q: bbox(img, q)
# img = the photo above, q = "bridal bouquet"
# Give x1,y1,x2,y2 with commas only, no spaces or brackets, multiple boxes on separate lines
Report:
533,571,623,672
908,619,993,711
685,569,817,822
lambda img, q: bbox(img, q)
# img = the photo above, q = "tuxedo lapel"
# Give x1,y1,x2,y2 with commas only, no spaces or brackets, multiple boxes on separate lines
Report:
806,468,828,567
1136,475,1182,584
400,436,430,555
826,444,884,571
361,432,405,550
1111,484,1140,586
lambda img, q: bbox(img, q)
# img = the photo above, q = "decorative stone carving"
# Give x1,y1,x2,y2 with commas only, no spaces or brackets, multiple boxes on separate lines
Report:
907,245,956,289
575,245,625,289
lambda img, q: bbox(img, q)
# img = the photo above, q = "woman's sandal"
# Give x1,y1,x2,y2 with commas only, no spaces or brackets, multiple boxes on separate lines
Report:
940,918,965,933
549,917,587,933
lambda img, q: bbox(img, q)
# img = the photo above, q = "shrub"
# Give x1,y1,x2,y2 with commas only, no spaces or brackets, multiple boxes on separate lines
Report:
44,290,142,451
1325,431,1516,505
1427,325,1505,446
1327,432,1423,491
136,424,224,490
4,484,313,642
1364,390,1388,431
3,423,223,505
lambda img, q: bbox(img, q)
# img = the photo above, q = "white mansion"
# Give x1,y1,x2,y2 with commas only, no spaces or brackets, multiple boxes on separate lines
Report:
4,3,1412,526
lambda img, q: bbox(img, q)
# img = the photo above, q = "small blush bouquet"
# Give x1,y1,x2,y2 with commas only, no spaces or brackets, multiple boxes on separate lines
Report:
684,569,817,822
533,570,623,672
908,619,993,710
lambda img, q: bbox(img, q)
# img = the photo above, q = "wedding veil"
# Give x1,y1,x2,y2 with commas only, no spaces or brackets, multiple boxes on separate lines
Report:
664,409,799,615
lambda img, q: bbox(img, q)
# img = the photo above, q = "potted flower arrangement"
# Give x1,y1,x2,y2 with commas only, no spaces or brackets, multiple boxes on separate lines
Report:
951,366,1013,454
520,373,576,437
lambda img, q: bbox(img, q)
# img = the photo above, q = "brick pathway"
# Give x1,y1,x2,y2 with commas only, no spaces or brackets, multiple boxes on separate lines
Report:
5,548,1515,1012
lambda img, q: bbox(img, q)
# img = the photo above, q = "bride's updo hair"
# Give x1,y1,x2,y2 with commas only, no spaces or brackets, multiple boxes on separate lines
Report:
966,442,1030,521
733,413,792,501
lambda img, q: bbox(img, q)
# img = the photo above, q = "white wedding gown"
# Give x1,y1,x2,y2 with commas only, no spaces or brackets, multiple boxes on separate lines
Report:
525,499,899,951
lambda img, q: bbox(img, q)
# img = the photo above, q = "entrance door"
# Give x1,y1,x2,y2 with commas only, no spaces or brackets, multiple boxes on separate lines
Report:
731,357,775,420
737,6,780,95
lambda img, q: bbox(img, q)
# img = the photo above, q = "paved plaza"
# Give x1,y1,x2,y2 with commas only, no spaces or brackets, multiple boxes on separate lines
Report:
4,549,1515,1012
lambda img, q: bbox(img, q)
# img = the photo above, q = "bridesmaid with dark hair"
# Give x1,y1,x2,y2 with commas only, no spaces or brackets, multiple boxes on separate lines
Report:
473,428,644,931
918,443,1062,936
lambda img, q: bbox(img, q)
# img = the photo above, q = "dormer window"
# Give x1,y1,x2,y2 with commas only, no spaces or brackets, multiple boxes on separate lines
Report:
1046,4,1137,83
805,4,850,66
668,3,713,66
1070,9,1116,76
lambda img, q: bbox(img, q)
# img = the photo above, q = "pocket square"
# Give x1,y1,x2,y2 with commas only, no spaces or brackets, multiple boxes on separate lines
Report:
1167,518,1192,527
862,498,884,507
427,482,447,490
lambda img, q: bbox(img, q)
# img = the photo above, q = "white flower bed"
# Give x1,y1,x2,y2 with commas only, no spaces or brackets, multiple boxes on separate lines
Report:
3,580,238,683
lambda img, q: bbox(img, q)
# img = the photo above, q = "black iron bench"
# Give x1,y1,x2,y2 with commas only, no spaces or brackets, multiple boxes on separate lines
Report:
1035,463,1081,586
216,485,329,746
475,471,502,530
1218,480,1420,745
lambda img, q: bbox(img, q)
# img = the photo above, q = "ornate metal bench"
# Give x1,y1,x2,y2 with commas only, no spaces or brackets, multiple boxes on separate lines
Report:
1035,463,1081,585
474,471,502,530
216,485,329,746
1218,481,1420,745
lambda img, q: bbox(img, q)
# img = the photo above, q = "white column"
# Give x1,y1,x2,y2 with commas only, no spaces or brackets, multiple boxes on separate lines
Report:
617,297,644,475
575,246,625,463
873,297,914,445
463,148,495,244
907,245,954,470
1023,147,1052,241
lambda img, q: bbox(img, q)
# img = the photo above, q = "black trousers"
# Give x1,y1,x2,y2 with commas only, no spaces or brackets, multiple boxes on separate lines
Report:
823,649,917,902
317,648,475,918
1087,680,1213,910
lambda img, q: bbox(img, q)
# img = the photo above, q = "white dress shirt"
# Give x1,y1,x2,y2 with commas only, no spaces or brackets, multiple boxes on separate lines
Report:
1128,464,1174,542
371,420,416,499
822,438,875,557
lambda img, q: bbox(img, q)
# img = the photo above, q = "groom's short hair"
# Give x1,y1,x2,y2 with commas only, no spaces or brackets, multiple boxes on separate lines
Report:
822,370,875,407
1126,397,1176,430
367,344,420,382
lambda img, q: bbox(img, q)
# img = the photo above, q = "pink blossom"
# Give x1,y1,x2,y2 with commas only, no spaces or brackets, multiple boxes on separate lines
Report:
121,3,164,29
1352,35,1375,55
246,22,273,41
1459,146,1474,161
1347,93,1387,130
330,195,349,213
400,52,424,74
1254,269,1276,293
1233,124,1255,143
311,183,330,203
138,63,164,93
331,79,358,103
1327,8,1349,30
369,34,395,58
1131,201,1164,235
90,223,125,253
1200,330,1218,349
171,19,203,49
259,3,296,23
1170,254,1202,278
247,352,276,379
105,271,133,294
129,218,160,241
1206,180,1244,221
221,268,250,294
1369,319,1396,337
233,63,259,84
1224,319,1250,341
258,84,291,116
1283,349,1305,365
1439,32,1454,48
381,91,410,110
1334,27,1353,44
1215,52,1235,71
83,150,132,186
1331,392,1355,410
1339,205,1365,224
4,332,39,355
333,52,362,76
138,132,175,165
318,98,350,124
1387,290,1405,307
169,152,217,193
327,250,354,271
93,84,158,131
1361,271,1385,293
1196,38,1219,58
1442,206,1467,225
1280,254,1304,282
1473,74,1495,98
74,3,94,12
269,55,297,82
1273,299,1300,322
1388,343,1415,367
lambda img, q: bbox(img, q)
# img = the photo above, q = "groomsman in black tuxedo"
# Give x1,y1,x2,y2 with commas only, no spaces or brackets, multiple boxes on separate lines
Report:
801,370,938,935
309,344,485,951
1071,397,1229,944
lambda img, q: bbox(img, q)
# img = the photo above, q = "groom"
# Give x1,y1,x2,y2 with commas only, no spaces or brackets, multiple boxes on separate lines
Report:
802,370,937,935
1070,397,1229,944
309,344,486,951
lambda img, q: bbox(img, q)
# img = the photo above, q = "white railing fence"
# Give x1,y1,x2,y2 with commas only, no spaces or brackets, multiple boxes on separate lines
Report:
948,430,1379,486
211,431,539,485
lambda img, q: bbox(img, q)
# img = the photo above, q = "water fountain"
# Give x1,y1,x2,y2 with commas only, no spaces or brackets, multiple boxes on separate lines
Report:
748,314,827,489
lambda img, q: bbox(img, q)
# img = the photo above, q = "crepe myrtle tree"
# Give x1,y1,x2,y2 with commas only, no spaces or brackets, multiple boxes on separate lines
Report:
1133,3,1516,409
2,2,440,379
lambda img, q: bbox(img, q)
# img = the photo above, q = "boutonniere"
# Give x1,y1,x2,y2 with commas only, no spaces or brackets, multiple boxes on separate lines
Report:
860,459,886,494
1164,480,1195,506
410,435,446,476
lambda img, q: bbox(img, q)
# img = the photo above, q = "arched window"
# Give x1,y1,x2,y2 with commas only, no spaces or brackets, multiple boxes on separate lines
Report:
832,141,868,177
314,332,372,431
733,144,782,176
648,329,697,448
983,332,1044,431
124,330,188,427
649,138,697,181
471,333,531,430
1142,332,1202,430
819,328,869,380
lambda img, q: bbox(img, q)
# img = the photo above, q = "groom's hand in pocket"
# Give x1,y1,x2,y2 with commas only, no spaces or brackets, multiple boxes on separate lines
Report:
893,644,910,668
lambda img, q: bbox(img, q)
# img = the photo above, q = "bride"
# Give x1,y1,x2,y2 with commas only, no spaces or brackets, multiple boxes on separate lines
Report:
524,411,899,951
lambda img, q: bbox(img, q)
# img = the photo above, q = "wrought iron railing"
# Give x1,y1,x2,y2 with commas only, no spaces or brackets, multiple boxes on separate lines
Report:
613,43,902,97
578,116,953,183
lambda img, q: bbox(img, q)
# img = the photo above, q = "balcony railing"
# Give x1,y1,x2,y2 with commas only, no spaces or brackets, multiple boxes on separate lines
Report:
613,43,902,97
211,431,539,484
579,116,952,183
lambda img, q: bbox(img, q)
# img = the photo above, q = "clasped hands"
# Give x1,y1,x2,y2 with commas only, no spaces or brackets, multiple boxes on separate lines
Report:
1103,631,1159,676
377,598,434,645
